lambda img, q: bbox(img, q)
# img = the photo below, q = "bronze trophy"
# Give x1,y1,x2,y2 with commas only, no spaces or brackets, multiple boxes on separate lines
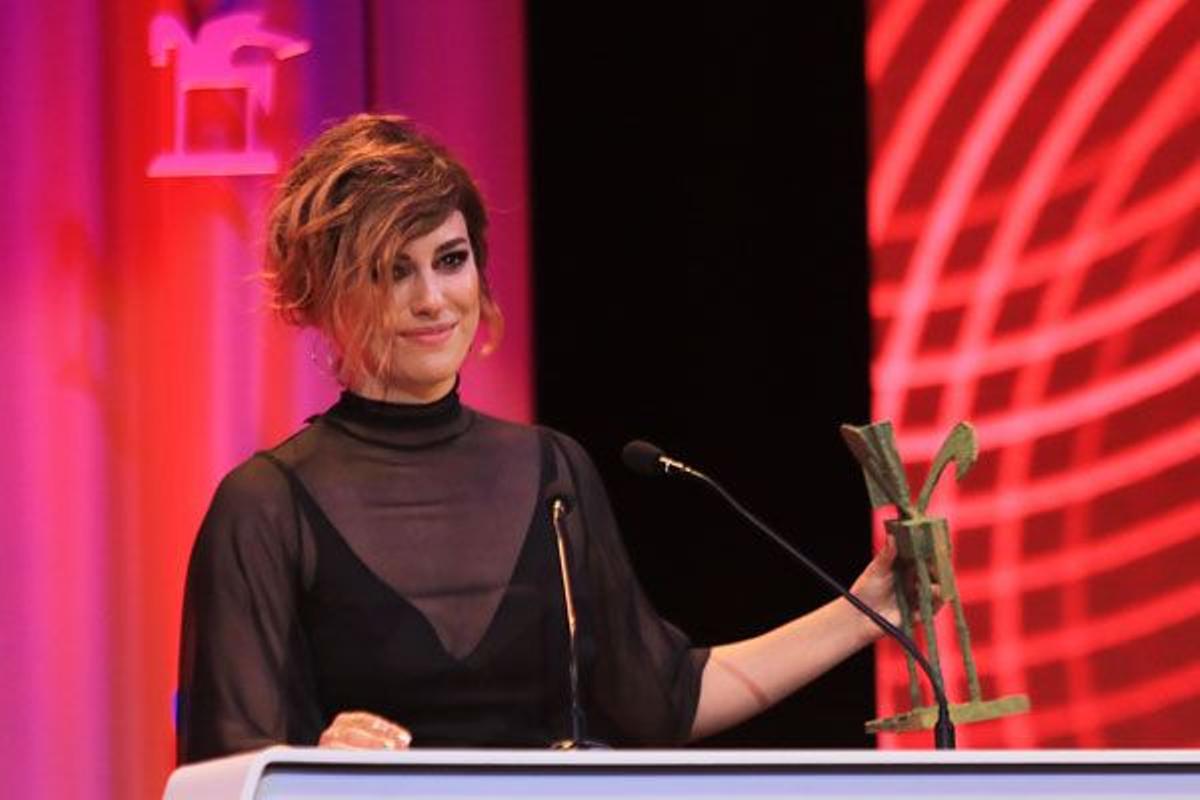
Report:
840,421,1030,734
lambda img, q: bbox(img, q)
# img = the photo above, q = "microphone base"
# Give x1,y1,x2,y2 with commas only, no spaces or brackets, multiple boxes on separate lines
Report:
549,738,612,750
934,717,956,750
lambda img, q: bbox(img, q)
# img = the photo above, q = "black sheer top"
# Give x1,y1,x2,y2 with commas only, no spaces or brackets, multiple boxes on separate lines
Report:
177,388,708,763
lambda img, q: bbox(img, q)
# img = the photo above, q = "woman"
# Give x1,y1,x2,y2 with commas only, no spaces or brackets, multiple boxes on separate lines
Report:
178,114,902,763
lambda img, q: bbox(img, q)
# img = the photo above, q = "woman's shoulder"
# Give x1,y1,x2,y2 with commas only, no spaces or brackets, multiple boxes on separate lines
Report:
468,411,592,461
190,434,318,592
467,409,546,447
527,423,598,474
204,424,321,525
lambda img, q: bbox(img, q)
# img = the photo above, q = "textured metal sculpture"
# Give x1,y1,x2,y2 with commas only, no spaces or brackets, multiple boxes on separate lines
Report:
840,420,1030,734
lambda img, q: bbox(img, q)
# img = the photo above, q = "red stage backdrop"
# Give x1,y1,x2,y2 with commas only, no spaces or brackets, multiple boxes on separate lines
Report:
868,0,1199,747
0,1,529,797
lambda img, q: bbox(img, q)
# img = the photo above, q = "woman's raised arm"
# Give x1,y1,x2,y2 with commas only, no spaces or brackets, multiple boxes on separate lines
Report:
690,539,901,739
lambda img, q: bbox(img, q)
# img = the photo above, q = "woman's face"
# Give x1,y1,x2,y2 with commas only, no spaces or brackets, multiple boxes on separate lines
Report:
351,210,482,402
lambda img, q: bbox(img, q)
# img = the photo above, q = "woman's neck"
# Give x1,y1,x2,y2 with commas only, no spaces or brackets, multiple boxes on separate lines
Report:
347,375,457,405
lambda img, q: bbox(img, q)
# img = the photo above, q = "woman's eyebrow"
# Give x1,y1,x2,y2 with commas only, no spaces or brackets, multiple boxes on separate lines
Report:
395,237,469,263
434,237,469,253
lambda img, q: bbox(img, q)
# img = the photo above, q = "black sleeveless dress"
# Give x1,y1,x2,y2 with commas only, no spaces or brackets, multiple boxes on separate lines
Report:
177,388,708,763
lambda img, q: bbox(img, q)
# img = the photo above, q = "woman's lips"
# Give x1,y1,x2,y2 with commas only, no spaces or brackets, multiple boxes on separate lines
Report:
399,322,456,346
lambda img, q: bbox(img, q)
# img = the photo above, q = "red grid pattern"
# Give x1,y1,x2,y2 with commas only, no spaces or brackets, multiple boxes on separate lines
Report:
868,0,1200,747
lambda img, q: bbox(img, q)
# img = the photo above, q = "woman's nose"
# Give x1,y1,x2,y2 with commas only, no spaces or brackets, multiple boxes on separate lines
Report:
409,270,446,314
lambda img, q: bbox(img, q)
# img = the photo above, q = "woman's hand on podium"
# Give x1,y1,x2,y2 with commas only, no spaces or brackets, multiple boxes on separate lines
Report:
318,711,412,750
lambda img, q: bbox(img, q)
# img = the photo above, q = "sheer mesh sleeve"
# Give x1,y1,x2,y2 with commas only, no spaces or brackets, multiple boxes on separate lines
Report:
551,432,710,745
177,456,324,764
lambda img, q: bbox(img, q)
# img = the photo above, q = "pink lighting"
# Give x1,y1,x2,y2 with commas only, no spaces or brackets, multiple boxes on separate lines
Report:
871,158,1200,313
0,2,531,796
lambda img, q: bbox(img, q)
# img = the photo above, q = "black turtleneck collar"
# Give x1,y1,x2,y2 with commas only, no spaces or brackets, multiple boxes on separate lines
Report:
317,383,475,448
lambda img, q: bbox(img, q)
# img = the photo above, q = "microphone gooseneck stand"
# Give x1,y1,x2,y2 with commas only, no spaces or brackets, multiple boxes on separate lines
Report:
621,440,956,750
547,496,609,750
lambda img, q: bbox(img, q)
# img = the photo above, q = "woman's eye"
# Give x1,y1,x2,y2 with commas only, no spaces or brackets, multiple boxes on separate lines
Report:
438,250,469,270
391,263,412,281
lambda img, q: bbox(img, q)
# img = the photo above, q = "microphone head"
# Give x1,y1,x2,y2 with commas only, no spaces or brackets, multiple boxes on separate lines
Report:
622,440,666,477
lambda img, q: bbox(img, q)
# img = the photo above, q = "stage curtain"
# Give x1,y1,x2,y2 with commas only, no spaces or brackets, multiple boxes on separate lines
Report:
0,1,529,797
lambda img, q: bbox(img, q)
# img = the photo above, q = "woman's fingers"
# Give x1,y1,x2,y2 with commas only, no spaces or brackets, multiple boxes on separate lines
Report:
320,724,410,750
866,537,898,577
319,711,412,750
320,726,388,750
903,574,946,620
930,582,946,614
878,535,897,565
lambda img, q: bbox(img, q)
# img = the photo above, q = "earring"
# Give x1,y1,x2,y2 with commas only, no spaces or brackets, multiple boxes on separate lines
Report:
307,332,338,376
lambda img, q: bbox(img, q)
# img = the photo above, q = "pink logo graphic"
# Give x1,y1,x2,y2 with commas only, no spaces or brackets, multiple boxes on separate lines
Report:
147,12,310,177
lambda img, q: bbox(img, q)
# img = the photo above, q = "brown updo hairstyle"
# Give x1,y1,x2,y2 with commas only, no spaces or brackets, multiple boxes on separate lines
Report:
265,113,502,384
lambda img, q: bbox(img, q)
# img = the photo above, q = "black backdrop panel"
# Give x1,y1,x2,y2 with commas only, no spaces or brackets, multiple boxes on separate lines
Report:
527,3,874,748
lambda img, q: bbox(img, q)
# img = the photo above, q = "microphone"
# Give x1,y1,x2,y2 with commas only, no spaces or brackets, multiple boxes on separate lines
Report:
622,439,956,750
546,493,608,750
621,440,693,477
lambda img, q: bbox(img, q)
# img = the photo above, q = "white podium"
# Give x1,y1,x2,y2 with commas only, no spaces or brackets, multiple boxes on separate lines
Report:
164,747,1200,799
